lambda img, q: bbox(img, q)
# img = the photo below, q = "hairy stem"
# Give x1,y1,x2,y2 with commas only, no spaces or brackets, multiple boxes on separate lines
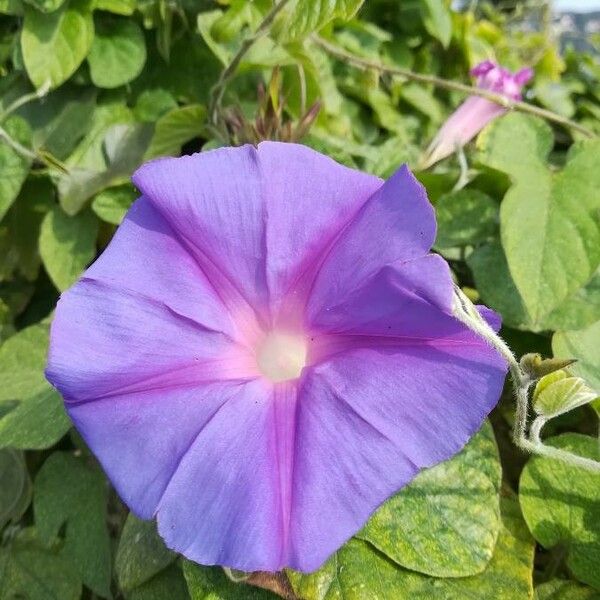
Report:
452,286,600,473
529,415,547,444
313,36,595,139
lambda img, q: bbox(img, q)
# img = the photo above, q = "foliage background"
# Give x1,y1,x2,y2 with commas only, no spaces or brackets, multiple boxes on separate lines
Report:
1,0,599,598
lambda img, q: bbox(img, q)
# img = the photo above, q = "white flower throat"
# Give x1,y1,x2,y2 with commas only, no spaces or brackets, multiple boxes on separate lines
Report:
257,331,307,382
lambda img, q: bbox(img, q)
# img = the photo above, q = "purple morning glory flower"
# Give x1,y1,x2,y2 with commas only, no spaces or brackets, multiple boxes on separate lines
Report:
421,60,534,168
46,143,507,573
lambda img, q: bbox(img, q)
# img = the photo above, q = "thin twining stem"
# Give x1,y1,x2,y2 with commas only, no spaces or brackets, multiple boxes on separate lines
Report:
208,0,293,127
0,125,69,173
313,35,595,139
0,80,50,123
0,125,38,161
452,285,600,473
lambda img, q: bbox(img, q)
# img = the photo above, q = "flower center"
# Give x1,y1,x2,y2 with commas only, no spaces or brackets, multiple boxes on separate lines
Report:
257,330,307,383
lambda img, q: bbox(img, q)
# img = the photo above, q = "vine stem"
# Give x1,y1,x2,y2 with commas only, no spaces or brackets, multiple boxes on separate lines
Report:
208,0,293,127
0,80,50,123
452,285,600,473
0,125,38,161
313,36,595,139
0,84,68,174
0,125,69,173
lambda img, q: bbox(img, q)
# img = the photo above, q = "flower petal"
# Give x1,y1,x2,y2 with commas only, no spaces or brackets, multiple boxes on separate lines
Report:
132,145,267,317
421,97,505,169
46,278,252,402
258,142,381,315
132,143,381,322
288,339,507,571
308,254,457,339
307,165,436,322
67,381,247,519
85,197,235,337
155,378,297,571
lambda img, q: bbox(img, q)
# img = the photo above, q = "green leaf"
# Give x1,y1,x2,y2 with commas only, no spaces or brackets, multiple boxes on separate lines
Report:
128,563,190,600
145,104,205,159
22,0,66,13
399,82,443,122
56,99,134,212
197,10,293,69
59,121,152,214
365,86,405,134
362,135,419,178
359,421,501,577
421,0,452,48
470,253,600,333
88,17,146,88
93,0,136,15
0,322,49,402
183,562,278,599
0,387,70,449
0,386,71,450
116,514,177,592
534,82,576,118
19,86,96,160
0,116,32,223
289,494,534,599
0,448,31,529
134,88,177,123
0,228,18,283
34,452,112,598
536,579,600,600
39,206,98,291
478,114,600,330
277,0,364,40
9,176,55,280
552,321,600,390
0,528,81,600
65,100,134,173
138,31,221,104
519,433,600,590
544,269,600,332
210,0,259,44
468,241,530,329
92,183,136,224
0,0,23,15
434,189,498,249
533,371,598,419
21,0,94,90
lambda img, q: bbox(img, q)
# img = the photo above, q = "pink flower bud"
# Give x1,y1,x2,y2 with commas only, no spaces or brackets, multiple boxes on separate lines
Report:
421,61,533,169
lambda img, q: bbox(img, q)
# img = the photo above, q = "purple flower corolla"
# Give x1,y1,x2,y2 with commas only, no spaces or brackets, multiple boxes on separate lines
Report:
421,60,534,169
46,143,507,573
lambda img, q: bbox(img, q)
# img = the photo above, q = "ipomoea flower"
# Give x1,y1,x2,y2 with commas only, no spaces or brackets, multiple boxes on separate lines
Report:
421,60,534,169
46,143,507,573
